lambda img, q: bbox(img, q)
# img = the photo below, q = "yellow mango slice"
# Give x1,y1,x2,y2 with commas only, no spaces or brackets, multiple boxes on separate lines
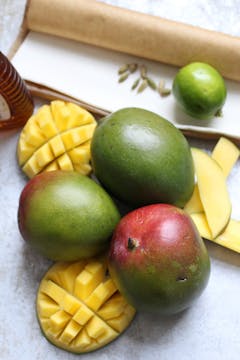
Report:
190,213,212,240
191,148,231,239
214,219,240,253
17,100,97,178
184,184,204,214
191,214,240,253
212,137,239,177
185,138,239,215
37,258,136,353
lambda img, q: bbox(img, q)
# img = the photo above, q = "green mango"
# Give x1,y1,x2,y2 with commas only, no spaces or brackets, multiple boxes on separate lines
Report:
91,108,194,208
18,171,120,261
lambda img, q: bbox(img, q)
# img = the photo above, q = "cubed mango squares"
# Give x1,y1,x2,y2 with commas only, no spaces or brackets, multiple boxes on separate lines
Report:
37,258,136,353
17,100,97,178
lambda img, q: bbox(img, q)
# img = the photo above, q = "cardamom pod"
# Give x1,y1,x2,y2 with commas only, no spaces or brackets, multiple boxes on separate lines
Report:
140,64,147,79
118,73,129,83
158,80,171,97
137,79,148,93
131,78,141,90
118,64,129,75
146,77,157,90
128,63,138,73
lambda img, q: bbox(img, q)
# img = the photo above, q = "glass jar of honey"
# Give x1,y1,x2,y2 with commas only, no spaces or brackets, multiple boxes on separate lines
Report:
0,52,34,130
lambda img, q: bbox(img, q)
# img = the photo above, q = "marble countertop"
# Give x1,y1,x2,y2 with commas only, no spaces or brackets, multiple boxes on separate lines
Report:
0,1,240,360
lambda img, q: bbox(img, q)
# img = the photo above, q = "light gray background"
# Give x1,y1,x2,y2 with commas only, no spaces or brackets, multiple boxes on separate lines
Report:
0,1,240,360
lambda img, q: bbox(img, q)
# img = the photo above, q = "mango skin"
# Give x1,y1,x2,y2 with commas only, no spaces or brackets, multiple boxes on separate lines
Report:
108,204,210,315
91,108,195,208
18,171,121,261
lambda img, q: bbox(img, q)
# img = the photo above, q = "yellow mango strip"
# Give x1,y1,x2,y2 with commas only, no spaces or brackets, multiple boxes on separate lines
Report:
212,137,240,177
214,219,240,253
190,213,212,240
191,148,231,239
184,184,204,214
185,138,239,215
192,214,240,254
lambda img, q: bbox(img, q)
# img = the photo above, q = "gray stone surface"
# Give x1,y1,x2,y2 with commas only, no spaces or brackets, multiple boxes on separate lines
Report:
0,1,240,360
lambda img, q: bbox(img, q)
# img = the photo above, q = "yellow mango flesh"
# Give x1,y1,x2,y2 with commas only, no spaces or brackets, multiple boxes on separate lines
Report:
191,148,231,239
36,258,136,353
212,137,239,177
190,214,240,253
185,137,238,216
214,219,240,253
17,100,97,178
184,184,203,214
186,137,240,254
190,213,212,240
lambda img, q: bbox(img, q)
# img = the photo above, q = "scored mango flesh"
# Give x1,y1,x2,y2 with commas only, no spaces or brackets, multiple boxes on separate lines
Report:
17,100,97,178
37,259,136,353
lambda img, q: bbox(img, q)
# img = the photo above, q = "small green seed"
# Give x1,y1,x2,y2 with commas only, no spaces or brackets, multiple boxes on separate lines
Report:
158,79,171,97
128,63,138,73
118,64,129,75
118,73,129,83
140,64,147,79
159,88,171,97
131,78,141,90
146,77,157,90
137,79,148,93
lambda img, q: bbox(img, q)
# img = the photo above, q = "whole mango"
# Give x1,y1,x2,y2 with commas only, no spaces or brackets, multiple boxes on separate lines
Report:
18,171,120,261
91,108,194,208
108,204,210,315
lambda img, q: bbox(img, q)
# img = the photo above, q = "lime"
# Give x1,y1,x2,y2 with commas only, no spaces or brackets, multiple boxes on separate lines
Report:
172,62,227,120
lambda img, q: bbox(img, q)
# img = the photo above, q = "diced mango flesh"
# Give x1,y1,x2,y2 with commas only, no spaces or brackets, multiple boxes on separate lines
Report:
18,100,97,178
85,279,117,312
74,264,105,300
37,258,136,353
50,310,71,331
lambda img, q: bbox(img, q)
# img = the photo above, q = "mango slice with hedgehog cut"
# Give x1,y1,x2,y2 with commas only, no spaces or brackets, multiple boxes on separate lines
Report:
17,100,97,178
37,258,136,353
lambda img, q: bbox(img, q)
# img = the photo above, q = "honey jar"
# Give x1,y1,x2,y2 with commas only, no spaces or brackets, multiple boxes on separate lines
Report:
0,52,34,130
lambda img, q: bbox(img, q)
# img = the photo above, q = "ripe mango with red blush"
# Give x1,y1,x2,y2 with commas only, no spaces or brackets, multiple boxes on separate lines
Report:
108,204,210,315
